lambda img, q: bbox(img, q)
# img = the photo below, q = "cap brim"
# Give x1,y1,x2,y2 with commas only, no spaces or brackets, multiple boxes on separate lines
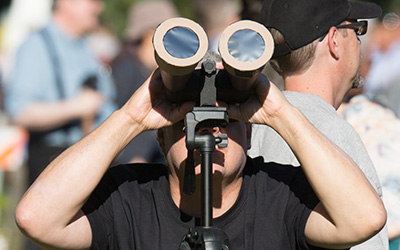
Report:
348,2,382,19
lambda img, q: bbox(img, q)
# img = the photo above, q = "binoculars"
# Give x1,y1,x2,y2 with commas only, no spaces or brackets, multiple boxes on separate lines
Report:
153,17,275,104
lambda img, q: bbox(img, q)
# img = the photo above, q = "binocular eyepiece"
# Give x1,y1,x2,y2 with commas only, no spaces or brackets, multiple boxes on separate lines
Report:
153,17,274,104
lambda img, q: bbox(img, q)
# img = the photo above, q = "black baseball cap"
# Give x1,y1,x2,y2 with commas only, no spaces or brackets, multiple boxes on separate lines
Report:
260,0,382,58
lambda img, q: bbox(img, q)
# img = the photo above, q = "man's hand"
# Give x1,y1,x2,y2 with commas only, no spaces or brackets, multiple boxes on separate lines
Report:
15,68,195,250
73,88,104,118
121,69,195,132
226,73,290,128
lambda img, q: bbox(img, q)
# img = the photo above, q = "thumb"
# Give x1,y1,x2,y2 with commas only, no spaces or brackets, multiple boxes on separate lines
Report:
226,103,242,121
169,101,196,124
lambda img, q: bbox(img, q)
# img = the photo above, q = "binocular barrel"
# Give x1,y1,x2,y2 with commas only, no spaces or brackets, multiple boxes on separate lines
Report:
153,17,274,103
153,17,209,92
218,20,274,91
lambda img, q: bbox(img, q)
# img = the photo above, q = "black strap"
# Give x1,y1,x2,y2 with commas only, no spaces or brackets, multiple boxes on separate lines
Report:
32,28,75,138
39,28,65,99
272,42,292,58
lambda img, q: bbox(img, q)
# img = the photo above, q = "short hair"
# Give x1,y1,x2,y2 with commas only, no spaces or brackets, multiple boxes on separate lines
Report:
51,0,58,11
194,0,238,33
269,28,318,78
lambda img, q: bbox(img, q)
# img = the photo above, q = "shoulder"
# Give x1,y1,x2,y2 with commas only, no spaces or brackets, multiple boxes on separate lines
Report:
90,163,168,201
83,163,168,212
284,91,338,118
283,91,368,152
100,163,168,188
245,157,308,192
16,30,48,59
246,157,318,209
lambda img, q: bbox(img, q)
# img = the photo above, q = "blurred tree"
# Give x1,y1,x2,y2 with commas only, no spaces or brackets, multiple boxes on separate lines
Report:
101,0,400,38
101,0,136,38
0,0,12,11
388,1,400,13
355,0,400,15
172,0,194,19
101,0,195,38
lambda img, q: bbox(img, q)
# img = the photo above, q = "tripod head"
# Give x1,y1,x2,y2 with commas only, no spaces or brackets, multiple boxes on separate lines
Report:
183,60,228,196
180,60,231,250
180,227,230,250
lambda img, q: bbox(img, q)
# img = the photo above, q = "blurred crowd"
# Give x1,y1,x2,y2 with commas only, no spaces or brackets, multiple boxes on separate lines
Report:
0,0,399,249
337,10,400,250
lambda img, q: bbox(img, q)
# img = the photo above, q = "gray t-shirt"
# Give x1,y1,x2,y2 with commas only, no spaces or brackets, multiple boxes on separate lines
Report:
248,91,388,250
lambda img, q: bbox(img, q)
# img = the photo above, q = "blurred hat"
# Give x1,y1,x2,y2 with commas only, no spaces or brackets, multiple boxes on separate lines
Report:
261,0,382,58
124,0,178,41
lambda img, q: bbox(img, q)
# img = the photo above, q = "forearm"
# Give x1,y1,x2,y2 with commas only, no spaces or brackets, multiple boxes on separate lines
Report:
271,104,386,243
14,69,192,249
15,101,82,131
15,109,140,239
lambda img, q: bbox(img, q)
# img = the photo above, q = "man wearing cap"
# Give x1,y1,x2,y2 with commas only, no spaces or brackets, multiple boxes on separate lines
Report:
248,0,388,249
15,66,386,249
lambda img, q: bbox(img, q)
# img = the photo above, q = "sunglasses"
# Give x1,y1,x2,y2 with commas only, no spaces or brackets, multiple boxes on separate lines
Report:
319,21,368,42
336,21,368,36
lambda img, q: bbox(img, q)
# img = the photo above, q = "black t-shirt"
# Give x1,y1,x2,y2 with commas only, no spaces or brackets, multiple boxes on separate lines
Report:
83,157,320,250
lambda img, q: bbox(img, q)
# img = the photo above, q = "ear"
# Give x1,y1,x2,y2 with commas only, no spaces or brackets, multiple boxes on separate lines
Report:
246,123,252,150
327,27,340,60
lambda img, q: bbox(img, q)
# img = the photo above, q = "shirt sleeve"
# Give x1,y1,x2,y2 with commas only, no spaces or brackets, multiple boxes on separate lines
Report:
82,165,146,249
283,188,314,250
263,162,319,249
82,168,120,249
5,33,55,119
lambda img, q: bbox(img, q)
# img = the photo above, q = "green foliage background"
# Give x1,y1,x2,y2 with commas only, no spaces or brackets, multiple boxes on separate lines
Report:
101,0,195,38
101,0,400,38
368,0,400,14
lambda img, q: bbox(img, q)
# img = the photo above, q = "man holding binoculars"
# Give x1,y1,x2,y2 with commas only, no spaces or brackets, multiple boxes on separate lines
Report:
15,0,386,249
15,73,386,249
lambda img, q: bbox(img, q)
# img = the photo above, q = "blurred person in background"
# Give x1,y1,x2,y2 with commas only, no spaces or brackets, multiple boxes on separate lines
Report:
239,0,284,89
338,88,400,250
240,0,263,23
1,0,52,83
362,11,400,117
87,25,120,71
194,0,239,53
340,12,400,249
111,0,178,164
4,0,116,233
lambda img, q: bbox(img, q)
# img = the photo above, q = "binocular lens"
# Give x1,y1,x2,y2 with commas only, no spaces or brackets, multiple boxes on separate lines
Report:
219,20,274,78
164,27,200,59
153,17,208,76
228,29,265,63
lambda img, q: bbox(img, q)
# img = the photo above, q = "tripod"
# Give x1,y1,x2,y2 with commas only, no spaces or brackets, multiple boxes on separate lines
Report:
179,60,231,250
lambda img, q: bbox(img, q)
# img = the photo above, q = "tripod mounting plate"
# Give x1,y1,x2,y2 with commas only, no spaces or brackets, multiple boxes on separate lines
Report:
179,227,230,250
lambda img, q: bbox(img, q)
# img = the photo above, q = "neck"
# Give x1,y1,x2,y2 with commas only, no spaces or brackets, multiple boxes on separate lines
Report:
284,63,346,109
53,13,83,38
169,173,243,219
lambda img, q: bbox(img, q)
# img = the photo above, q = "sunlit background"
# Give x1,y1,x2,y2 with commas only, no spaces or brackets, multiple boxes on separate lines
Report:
0,0,399,249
